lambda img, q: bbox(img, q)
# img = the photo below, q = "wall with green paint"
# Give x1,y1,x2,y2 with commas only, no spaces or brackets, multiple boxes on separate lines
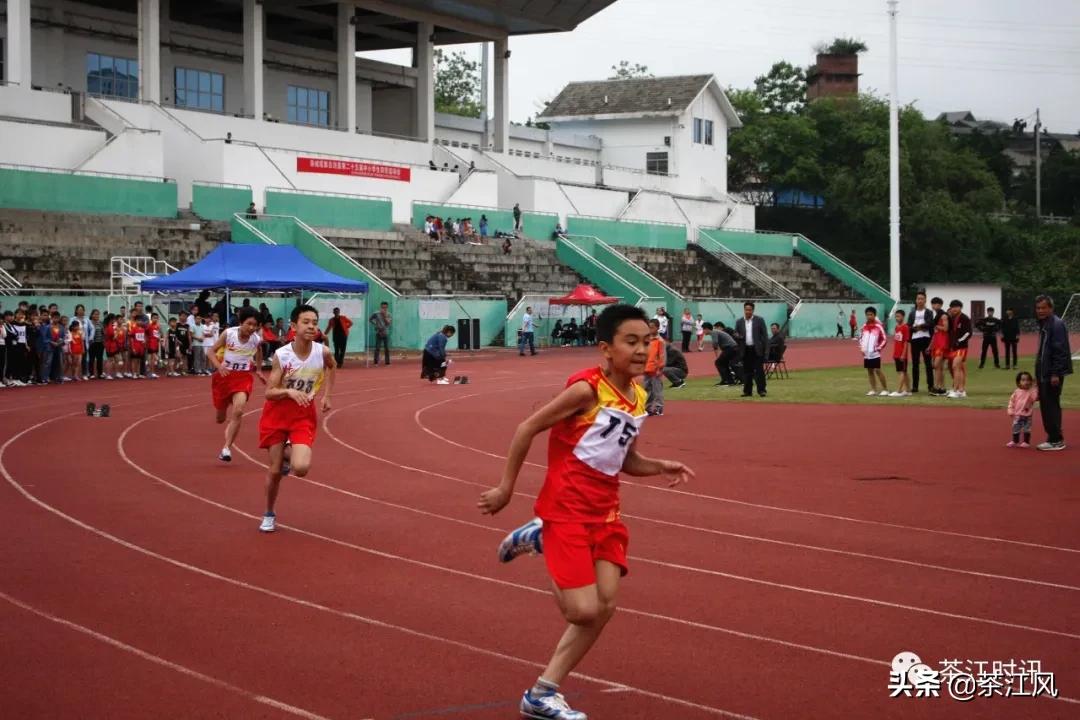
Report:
692,300,789,331
390,297,508,351
266,190,393,231
700,229,794,257
192,183,252,221
412,203,558,239
0,167,177,218
787,301,895,338
567,216,687,250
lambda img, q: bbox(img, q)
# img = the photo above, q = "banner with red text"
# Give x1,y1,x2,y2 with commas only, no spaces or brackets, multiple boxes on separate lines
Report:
297,157,411,182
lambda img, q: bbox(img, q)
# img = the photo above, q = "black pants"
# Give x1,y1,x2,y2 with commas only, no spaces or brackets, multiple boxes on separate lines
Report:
421,350,446,381
681,330,691,352
1004,339,1019,368
910,337,933,391
374,334,390,364
10,346,29,381
89,342,105,377
714,348,737,384
333,340,346,369
742,347,766,395
1038,378,1064,443
836,324,844,338
979,337,999,368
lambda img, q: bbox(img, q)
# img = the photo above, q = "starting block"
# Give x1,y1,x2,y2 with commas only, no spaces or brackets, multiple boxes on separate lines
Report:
86,402,111,418
452,376,470,385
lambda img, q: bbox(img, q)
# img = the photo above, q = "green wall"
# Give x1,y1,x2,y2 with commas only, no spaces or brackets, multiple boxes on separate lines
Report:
266,190,393,232
192,183,252,221
0,168,177,217
787,301,896,338
393,296,508,351
412,203,559,239
567,216,687,249
692,300,789,331
700,229,794,257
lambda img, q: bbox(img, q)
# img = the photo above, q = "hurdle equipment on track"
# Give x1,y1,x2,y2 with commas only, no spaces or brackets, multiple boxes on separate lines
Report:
85,402,111,418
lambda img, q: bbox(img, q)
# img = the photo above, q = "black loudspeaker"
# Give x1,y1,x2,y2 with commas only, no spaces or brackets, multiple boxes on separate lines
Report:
456,319,481,349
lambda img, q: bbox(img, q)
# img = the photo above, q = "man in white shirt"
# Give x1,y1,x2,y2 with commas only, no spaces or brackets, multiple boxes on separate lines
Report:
907,291,935,394
192,318,206,374
653,307,670,341
519,306,537,356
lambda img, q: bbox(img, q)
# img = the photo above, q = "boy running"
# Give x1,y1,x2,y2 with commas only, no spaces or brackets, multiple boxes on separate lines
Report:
257,305,335,533
208,306,267,462
478,304,693,720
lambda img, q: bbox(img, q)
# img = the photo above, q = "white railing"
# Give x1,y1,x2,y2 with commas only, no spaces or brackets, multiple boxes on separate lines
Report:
230,213,276,244
0,266,23,295
697,229,800,306
110,256,178,296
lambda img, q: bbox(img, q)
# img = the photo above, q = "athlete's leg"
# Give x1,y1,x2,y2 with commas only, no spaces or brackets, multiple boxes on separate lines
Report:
286,443,312,477
223,392,248,450
539,560,621,685
265,442,285,514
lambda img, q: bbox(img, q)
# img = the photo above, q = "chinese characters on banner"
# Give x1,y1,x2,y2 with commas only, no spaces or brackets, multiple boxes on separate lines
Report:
296,157,411,182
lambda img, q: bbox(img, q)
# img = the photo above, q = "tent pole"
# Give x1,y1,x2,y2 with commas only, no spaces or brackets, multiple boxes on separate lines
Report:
225,287,231,326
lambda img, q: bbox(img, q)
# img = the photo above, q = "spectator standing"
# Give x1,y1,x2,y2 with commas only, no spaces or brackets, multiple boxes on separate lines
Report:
369,302,392,366
653,307,670,342
890,309,911,397
194,291,212,319
836,310,845,338
1002,308,1020,370
849,309,858,338
191,317,206,374
695,314,706,351
735,302,768,397
1,311,14,386
859,307,889,396
69,320,85,381
325,307,353,369
679,308,694,352
946,301,972,399
929,297,950,396
663,340,688,389
907,292,935,394
976,307,1001,369
479,215,489,239
1006,372,1038,448
12,309,30,384
512,203,522,232
72,304,92,378
1034,295,1073,451
518,306,537,356
644,319,666,415
88,309,104,379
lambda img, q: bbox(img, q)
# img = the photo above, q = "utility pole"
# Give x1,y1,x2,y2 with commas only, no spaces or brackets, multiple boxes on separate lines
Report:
887,0,900,302
1034,107,1042,220
480,42,490,148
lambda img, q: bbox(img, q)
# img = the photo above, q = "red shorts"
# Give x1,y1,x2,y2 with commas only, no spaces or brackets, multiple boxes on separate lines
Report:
542,520,629,590
211,371,254,412
258,399,317,448
948,349,968,362
931,340,949,358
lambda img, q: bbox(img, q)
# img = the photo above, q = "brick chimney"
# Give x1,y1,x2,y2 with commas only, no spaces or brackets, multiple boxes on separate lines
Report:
807,53,860,100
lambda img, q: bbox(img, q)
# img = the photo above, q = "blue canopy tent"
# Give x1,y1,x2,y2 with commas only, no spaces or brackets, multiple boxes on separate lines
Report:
141,244,367,294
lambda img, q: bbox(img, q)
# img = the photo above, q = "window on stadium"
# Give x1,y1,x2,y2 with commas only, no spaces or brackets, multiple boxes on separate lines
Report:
704,119,714,146
692,117,703,144
287,85,330,127
175,68,224,113
646,151,669,175
86,52,139,100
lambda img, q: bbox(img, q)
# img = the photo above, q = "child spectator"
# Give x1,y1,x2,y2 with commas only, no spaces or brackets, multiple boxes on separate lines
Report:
69,320,85,382
889,309,911,397
679,309,694,352
1007,371,1038,448
60,315,72,381
176,311,192,375
421,325,455,384
859,306,889,396
644,318,666,415
165,317,181,376
1,311,14,386
129,316,148,379
695,313,706,351
9,309,30,385
203,314,220,373
147,312,162,378
89,309,104,379
114,314,129,378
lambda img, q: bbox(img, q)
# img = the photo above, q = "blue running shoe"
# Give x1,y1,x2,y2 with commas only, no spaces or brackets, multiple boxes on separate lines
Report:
520,689,586,719
498,517,543,563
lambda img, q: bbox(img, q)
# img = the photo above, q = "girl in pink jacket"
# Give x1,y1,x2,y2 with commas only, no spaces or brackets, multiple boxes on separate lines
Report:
1007,371,1038,448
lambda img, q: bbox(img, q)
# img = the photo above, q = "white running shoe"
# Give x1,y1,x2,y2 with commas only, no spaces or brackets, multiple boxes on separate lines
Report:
219,447,232,463
865,390,877,396
259,513,276,533
149,373,159,379
104,374,114,380
888,391,902,397
958,390,967,398
878,390,890,396
946,390,959,398
901,391,912,397
520,689,586,720
436,378,451,385
498,517,543,562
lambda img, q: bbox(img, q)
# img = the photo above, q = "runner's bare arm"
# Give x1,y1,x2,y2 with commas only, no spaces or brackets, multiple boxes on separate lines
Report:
478,381,594,515
622,439,694,486
253,344,267,384
320,344,335,411
208,332,227,374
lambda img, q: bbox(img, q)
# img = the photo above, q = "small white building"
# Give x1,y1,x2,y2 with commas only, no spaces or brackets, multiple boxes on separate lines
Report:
922,283,1002,321
537,74,742,199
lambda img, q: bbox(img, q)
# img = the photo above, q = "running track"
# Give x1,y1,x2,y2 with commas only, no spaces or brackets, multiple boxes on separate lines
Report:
2,340,1077,719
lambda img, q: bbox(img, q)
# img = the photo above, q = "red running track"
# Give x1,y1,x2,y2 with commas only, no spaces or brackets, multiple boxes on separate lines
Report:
1,346,1077,719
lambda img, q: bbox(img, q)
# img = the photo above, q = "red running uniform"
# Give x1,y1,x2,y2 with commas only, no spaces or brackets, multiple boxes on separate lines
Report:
258,342,327,448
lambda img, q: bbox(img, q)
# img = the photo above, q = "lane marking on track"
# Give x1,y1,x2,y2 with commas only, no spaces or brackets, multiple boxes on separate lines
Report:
411,389,1080,555
316,399,1080,641
0,589,338,720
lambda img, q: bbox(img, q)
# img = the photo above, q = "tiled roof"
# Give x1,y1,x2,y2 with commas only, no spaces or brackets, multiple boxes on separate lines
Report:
539,74,714,118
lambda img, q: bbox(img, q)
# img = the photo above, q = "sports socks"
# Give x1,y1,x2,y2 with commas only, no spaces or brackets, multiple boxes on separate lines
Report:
531,677,559,696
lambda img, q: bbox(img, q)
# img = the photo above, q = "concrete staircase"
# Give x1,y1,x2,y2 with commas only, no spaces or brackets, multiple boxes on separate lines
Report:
321,225,583,301
0,208,229,289
619,246,770,299
742,253,864,300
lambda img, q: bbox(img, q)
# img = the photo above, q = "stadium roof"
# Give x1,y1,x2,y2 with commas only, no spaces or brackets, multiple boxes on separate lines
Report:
538,74,742,127
101,0,621,52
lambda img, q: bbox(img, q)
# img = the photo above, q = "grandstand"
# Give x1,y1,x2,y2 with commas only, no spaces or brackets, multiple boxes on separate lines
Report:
0,0,890,348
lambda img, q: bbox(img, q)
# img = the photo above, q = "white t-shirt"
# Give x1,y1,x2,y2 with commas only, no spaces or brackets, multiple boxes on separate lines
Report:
654,314,669,336
220,326,261,371
202,322,218,348
276,341,327,396
695,319,705,336
744,317,755,345
911,308,931,340
522,313,534,333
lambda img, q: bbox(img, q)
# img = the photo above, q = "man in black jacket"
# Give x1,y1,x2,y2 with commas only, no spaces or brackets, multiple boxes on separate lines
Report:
907,291,935,393
1001,308,1020,369
975,307,1001,369
1034,295,1074,451
735,302,768,397
663,341,689,389
946,300,972,399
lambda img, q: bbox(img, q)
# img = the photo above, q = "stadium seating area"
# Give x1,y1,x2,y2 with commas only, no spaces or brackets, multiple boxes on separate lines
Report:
741,253,864,300
619,246,769,299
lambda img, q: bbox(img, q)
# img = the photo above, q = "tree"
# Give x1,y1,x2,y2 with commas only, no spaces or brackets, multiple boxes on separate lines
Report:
434,49,481,118
608,60,652,80
753,61,806,115
816,37,868,55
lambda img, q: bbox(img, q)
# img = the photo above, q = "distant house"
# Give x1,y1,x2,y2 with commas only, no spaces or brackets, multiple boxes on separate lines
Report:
935,110,1009,135
936,110,1080,171
537,74,741,197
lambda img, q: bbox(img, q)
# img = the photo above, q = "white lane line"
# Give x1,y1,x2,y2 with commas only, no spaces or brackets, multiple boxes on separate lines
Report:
0,589,336,720
410,389,1080,556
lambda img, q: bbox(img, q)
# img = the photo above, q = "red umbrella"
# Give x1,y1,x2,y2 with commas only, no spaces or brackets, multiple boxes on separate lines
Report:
549,284,619,306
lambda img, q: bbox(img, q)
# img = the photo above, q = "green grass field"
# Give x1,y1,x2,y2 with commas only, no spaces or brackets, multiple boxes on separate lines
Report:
675,355,1079,411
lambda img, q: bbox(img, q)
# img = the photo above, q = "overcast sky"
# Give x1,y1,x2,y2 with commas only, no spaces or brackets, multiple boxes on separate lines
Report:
361,0,1080,133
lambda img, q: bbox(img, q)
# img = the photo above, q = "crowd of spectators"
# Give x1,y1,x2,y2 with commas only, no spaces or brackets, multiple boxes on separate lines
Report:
424,214,489,244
